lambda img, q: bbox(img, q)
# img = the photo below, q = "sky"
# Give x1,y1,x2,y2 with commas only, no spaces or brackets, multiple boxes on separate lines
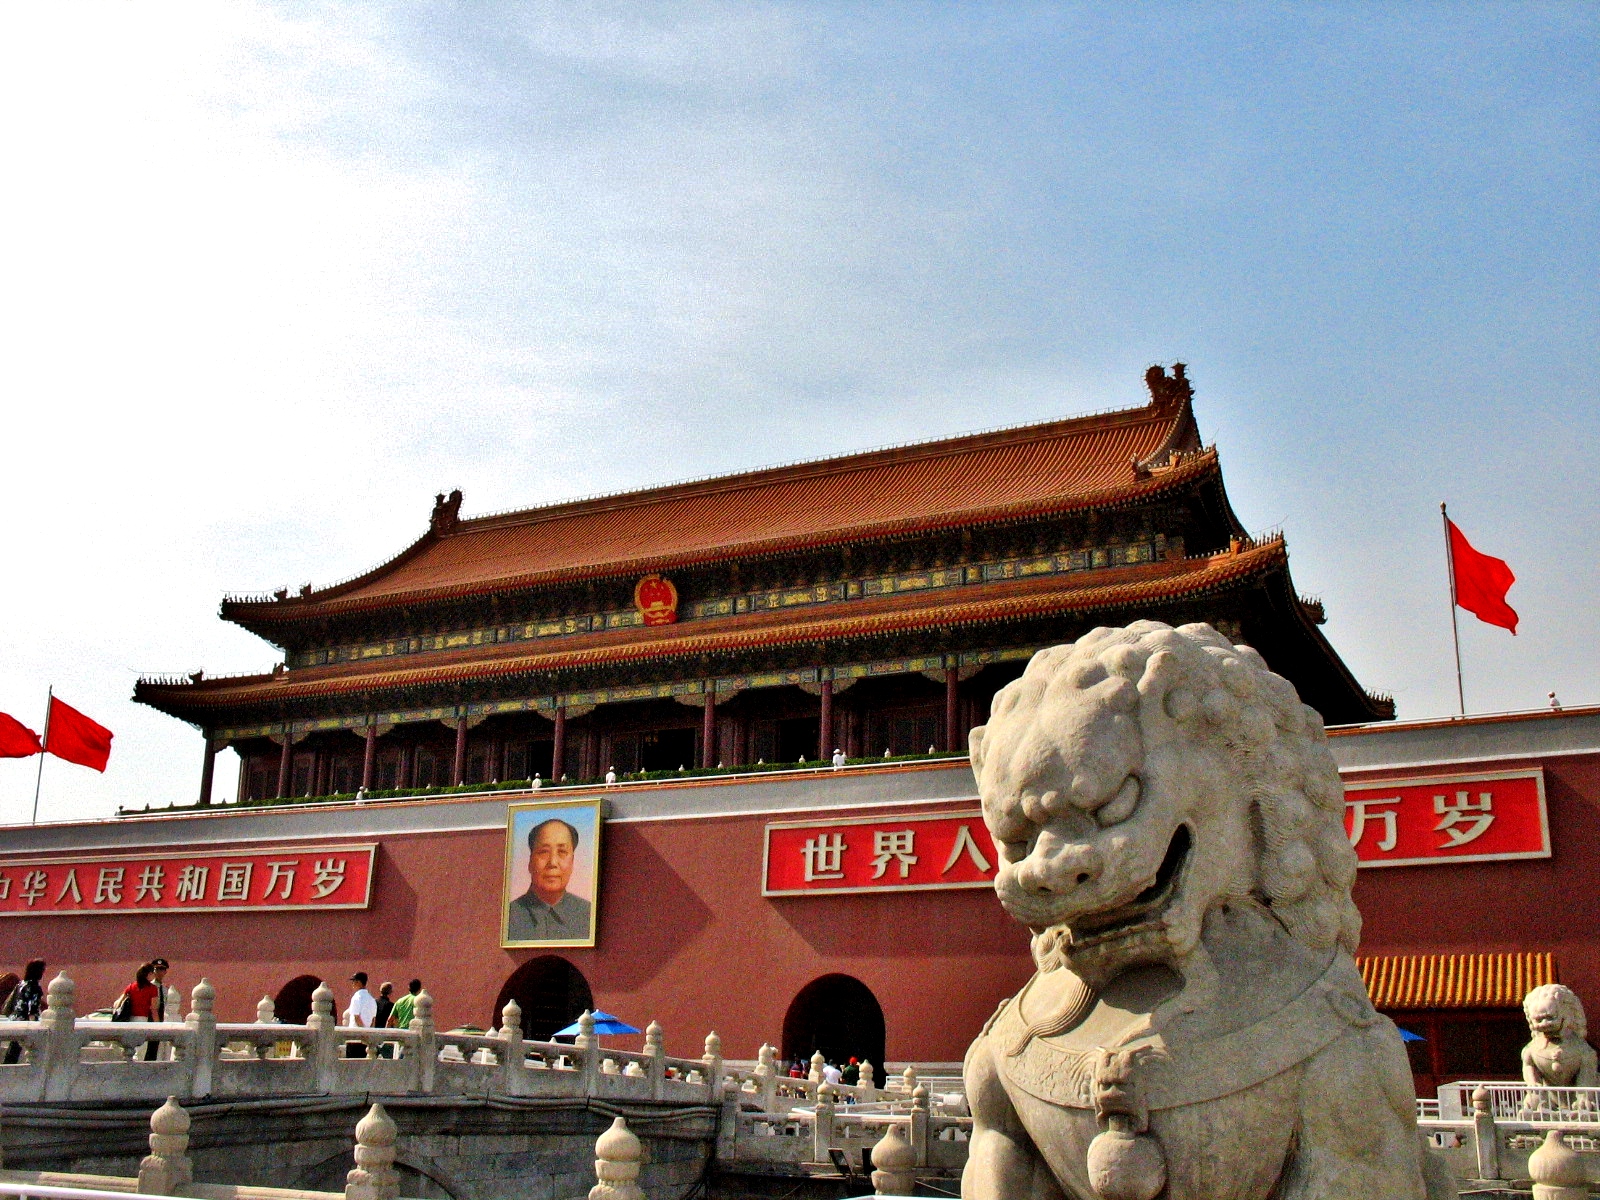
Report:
0,3,1594,824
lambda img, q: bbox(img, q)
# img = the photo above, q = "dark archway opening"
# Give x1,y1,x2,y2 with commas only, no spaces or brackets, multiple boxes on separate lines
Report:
493,956,593,1040
274,973,322,1024
781,973,886,1073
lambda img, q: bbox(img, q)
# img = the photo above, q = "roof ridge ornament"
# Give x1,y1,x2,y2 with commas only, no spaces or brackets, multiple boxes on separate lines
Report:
430,489,464,535
1143,362,1192,412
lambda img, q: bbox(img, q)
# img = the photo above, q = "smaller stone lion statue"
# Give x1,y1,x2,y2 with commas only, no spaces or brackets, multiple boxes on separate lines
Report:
1521,984,1597,1107
961,621,1452,1200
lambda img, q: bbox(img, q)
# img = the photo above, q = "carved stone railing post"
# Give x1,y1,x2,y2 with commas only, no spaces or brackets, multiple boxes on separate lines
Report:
900,1065,918,1096
1471,1086,1500,1182
645,1020,665,1100
42,973,79,1102
809,1050,825,1084
910,1083,930,1167
590,1116,643,1200
755,1043,778,1112
1529,1129,1587,1200
813,1082,836,1163
137,1096,193,1195
257,995,276,1024
410,991,435,1093
703,1031,724,1104
499,999,524,1094
859,1061,877,1102
308,980,338,1093
870,1121,916,1196
186,979,216,1099
345,1103,400,1200
576,1011,599,1094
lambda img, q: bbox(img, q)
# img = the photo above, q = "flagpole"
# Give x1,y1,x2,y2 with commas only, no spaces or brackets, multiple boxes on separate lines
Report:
1441,503,1466,717
31,686,51,825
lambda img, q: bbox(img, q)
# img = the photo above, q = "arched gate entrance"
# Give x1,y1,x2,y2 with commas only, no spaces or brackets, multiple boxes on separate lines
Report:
781,973,886,1072
493,956,593,1040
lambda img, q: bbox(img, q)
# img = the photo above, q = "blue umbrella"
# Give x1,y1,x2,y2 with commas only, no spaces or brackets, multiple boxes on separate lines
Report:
1398,1027,1425,1043
553,1010,641,1037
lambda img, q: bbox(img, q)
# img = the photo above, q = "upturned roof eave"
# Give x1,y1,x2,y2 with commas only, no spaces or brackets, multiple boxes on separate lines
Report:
139,536,1282,721
221,447,1221,634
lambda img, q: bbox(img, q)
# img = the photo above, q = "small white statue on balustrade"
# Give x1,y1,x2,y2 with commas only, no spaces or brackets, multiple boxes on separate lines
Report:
1522,984,1598,1104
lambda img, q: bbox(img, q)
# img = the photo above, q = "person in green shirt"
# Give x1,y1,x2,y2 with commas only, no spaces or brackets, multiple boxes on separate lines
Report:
387,979,422,1029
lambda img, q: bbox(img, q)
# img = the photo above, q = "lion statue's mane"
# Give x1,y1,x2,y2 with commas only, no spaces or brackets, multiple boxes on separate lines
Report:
1525,984,1587,1042
973,620,1360,968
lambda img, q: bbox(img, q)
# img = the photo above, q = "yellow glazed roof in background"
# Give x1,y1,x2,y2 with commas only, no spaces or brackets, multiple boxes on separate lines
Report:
1358,952,1556,1009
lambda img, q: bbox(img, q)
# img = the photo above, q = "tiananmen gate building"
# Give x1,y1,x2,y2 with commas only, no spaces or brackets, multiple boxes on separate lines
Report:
2,366,1590,1101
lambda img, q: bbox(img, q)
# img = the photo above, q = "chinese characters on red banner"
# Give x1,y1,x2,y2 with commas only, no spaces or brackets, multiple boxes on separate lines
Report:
764,812,998,895
0,844,376,916
1344,771,1548,868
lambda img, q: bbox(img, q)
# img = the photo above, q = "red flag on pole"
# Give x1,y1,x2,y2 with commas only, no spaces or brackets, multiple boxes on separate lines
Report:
0,713,42,759
1447,518,1519,634
43,697,114,771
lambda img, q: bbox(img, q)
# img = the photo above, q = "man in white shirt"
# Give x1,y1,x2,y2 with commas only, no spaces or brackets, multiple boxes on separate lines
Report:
344,971,378,1058
821,1060,843,1087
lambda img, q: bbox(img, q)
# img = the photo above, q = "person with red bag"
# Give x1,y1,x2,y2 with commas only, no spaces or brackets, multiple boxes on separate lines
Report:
111,962,162,1057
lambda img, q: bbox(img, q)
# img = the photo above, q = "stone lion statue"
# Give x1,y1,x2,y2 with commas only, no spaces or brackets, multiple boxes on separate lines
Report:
1521,984,1597,1097
962,621,1451,1200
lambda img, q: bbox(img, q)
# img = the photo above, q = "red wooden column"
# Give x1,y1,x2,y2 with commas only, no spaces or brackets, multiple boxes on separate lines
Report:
818,679,834,761
361,724,377,791
453,710,469,785
197,735,218,807
399,744,413,789
552,707,567,781
276,726,293,799
702,688,717,767
945,668,960,752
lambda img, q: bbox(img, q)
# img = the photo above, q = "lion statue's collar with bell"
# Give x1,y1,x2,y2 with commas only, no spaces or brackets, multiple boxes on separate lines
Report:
961,621,1453,1200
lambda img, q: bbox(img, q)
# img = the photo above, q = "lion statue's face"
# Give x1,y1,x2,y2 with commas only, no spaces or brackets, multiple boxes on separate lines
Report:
1525,984,1586,1042
970,621,1359,980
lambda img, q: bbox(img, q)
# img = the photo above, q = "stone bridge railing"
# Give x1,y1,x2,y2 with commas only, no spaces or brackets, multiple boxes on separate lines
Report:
716,1044,971,1176
0,975,720,1109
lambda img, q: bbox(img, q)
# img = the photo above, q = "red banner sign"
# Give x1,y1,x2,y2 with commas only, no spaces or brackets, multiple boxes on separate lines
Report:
1344,770,1548,868
764,811,998,896
0,844,376,917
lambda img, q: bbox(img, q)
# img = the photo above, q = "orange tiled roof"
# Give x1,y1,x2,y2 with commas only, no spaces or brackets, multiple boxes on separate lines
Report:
227,396,1207,623
1358,953,1555,1009
147,539,1279,712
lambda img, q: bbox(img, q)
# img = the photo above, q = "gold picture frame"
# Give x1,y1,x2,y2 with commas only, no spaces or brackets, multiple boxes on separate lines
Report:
501,798,603,948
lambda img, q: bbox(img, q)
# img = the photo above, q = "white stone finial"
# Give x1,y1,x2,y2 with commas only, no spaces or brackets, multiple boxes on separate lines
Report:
577,1009,596,1050
413,991,434,1023
758,1042,776,1070
257,996,276,1024
1529,1129,1587,1200
871,1122,916,1196
346,1104,399,1200
860,1061,876,1089
500,998,523,1037
901,1064,917,1093
644,1020,663,1056
810,1050,825,1083
138,1096,193,1194
704,1031,722,1060
44,973,75,1023
589,1116,643,1200
190,978,215,1017
312,981,335,1020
